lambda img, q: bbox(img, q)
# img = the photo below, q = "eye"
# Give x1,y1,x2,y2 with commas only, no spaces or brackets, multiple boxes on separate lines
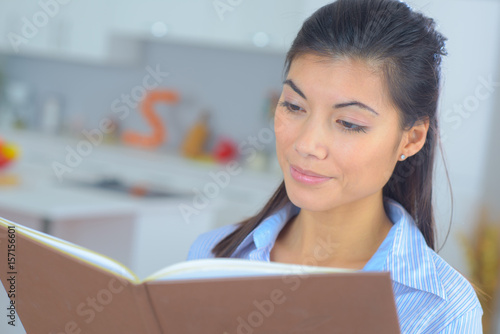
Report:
279,101,304,113
337,120,367,134
279,101,368,134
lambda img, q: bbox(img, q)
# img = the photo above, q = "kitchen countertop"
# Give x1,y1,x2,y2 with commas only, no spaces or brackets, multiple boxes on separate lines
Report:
0,128,283,225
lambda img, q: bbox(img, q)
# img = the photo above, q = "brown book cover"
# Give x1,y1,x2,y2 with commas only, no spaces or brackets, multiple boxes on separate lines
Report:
0,217,401,334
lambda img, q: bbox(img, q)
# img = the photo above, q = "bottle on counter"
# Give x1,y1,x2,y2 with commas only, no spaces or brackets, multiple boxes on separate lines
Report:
180,110,211,159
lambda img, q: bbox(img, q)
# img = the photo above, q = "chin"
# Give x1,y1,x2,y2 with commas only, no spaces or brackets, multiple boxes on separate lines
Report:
284,180,335,212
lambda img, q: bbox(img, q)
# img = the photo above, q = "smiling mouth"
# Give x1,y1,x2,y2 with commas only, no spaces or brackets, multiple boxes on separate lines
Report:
289,164,332,185
290,164,330,178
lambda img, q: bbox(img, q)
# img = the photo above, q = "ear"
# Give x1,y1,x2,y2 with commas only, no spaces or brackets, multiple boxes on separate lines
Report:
400,117,430,158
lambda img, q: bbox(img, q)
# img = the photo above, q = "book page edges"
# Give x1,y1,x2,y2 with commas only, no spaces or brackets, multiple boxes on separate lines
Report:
144,258,354,282
0,217,139,283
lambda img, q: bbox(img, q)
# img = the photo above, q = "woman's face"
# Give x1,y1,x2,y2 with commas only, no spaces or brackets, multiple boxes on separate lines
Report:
274,54,405,212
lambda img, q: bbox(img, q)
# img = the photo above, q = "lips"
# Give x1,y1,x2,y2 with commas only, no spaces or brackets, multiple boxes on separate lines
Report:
290,164,330,178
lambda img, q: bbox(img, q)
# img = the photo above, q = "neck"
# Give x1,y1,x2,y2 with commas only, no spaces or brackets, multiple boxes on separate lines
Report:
273,191,393,270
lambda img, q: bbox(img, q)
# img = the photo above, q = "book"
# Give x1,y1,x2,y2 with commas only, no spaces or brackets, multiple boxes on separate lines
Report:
0,216,401,334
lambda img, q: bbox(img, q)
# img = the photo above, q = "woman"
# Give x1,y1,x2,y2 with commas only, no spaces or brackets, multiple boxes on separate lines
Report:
187,0,483,332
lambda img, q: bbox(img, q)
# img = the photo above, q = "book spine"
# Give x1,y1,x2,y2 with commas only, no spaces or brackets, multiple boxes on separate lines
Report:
133,284,163,334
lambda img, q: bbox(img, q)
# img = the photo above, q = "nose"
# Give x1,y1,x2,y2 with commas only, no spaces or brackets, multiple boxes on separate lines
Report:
293,117,328,160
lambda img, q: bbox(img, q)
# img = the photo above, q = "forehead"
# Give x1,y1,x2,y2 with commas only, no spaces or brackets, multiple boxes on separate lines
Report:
288,53,382,80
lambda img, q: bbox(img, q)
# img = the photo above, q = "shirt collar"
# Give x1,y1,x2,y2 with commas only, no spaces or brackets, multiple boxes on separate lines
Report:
383,197,447,300
253,202,300,249
234,197,447,301
232,202,299,256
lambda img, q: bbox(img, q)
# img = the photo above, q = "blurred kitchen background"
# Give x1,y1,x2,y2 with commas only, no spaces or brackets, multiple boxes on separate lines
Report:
0,0,499,332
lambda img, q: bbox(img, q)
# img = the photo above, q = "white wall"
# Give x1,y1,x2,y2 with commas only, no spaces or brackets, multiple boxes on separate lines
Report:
481,79,500,219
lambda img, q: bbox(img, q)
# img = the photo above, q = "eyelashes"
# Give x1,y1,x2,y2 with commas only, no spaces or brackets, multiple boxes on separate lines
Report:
337,120,368,134
278,101,368,134
279,101,304,113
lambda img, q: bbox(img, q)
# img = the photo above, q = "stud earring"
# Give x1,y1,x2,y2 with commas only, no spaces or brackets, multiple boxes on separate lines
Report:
400,154,406,160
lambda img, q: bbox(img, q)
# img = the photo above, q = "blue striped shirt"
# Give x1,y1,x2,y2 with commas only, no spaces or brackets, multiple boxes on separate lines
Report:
187,196,483,333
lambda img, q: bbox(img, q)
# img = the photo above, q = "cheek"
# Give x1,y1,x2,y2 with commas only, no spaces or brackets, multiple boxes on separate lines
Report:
274,110,287,136
274,112,297,169
348,140,397,188
274,112,292,149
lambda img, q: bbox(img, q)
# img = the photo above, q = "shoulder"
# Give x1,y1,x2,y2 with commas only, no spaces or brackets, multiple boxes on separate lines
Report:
383,197,483,332
425,250,483,332
431,250,482,314
393,246,483,333
186,223,239,260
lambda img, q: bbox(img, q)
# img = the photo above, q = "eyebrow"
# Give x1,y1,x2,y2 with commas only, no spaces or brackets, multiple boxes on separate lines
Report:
334,101,379,117
283,79,380,117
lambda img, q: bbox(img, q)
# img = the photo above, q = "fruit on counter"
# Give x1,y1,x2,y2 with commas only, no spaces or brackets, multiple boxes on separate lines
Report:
179,111,238,165
212,137,237,163
0,138,20,169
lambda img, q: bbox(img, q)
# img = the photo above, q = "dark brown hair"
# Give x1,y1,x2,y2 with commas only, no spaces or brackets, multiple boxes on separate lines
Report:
213,0,451,257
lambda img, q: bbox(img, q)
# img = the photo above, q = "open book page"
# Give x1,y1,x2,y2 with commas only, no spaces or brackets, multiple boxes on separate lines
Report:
0,217,137,282
146,258,354,281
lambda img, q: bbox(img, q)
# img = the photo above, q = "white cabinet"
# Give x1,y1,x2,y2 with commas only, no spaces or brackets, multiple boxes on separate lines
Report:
52,0,111,61
0,0,127,63
107,0,305,53
0,0,310,63
0,1,43,54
